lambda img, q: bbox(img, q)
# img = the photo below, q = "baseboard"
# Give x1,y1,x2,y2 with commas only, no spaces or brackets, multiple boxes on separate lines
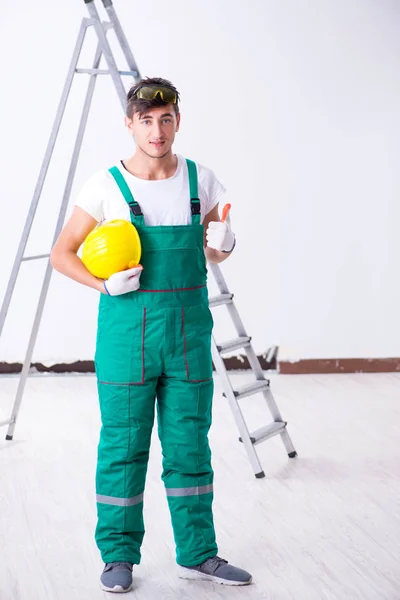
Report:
0,353,277,375
278,357,400,374
1,356,399,375
0,361,96,375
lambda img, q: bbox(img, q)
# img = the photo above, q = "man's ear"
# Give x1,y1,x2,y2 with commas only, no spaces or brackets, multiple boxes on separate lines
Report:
176,113,181,132
125,116,134,135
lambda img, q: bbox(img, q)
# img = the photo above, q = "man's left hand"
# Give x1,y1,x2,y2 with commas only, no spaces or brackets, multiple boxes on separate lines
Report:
206,221,235,253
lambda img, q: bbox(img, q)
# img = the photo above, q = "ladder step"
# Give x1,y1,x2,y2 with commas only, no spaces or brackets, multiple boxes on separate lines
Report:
227,379,270,400
0,418,12,428
239,421,287,445
209,293,233,308
217,336,251,354
22,254,50,262
76,69,139,76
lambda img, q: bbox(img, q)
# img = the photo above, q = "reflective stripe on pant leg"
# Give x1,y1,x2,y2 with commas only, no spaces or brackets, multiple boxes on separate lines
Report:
165,485,213,497
97,493,144,506
157,377,217,567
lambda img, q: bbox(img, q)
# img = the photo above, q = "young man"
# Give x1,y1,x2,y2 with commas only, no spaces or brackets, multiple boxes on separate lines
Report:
51,77,252,592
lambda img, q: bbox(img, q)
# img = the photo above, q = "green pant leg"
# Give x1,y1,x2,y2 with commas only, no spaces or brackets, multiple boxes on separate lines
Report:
156,376,218,566
95,379,157,564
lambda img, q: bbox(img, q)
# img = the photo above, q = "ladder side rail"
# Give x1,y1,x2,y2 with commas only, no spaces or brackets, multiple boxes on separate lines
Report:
243,342,272,381
210,264,276,380
0,20,90,339
209,263,230,294
279,427,297,457
85,1,128,110
260,387,284,423
6,39,105,439
101,0,141,80
211,336,265,478
209,264,259,361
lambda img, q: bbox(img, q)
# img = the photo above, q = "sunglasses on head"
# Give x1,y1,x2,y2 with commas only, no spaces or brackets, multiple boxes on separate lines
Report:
134,85,177,104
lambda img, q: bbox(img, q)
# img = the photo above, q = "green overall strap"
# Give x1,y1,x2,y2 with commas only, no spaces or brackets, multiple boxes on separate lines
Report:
108,166,145,226
185,159,201,225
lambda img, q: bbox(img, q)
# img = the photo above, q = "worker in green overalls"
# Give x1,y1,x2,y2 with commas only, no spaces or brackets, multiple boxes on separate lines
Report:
51,77,252,592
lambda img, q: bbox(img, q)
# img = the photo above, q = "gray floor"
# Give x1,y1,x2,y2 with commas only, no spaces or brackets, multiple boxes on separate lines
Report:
0,372,399,599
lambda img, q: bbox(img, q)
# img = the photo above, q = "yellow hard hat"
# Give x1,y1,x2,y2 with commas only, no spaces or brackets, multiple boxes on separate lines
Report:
81,219,141,279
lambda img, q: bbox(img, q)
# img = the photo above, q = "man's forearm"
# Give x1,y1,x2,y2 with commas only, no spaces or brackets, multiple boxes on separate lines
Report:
204,246,233,264
50,250,106,293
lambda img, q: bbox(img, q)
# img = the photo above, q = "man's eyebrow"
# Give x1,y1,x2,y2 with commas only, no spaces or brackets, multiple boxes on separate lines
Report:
139,113,174,120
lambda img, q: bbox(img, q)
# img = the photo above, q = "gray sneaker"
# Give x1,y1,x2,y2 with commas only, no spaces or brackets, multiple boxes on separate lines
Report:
100,562,133,593
178,555,252,586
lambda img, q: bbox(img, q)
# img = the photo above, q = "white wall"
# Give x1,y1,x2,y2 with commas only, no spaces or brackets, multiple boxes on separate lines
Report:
0,0,399,364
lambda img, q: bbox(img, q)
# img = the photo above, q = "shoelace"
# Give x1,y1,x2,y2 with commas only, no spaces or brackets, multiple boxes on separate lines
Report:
201,556,228,573
104,562,132,572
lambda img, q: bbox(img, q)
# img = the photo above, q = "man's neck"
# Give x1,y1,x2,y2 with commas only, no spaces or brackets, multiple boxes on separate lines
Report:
123,150,178,181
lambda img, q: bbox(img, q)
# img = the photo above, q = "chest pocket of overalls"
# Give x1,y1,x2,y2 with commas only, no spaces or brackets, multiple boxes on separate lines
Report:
138,227,207,292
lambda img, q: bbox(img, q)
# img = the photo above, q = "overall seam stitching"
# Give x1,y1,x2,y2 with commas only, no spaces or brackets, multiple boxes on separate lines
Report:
196,384,209,559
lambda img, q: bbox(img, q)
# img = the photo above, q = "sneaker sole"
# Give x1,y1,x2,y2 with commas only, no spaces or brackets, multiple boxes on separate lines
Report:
177,566,252,586
100,582,133,593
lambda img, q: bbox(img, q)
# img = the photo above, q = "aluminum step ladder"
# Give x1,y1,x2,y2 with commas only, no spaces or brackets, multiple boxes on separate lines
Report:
208,263,297,478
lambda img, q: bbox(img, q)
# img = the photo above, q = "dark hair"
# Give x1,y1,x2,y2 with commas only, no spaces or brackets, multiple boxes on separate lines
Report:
126,77,180,119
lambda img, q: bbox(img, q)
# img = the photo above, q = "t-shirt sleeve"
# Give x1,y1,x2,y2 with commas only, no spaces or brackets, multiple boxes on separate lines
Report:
74,170,110,222
197,163,226,216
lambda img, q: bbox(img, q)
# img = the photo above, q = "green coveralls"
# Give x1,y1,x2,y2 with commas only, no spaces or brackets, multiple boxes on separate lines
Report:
94,159,218,567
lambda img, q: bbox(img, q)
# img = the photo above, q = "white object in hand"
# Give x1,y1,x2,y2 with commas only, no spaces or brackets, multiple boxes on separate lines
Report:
206,221,235,252
104,266,143,296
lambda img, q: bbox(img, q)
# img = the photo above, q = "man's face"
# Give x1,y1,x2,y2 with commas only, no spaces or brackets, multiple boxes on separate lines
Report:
125,105,180,159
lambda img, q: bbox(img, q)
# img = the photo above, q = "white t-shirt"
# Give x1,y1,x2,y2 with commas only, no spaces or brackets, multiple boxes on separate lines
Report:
75,154,226,226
